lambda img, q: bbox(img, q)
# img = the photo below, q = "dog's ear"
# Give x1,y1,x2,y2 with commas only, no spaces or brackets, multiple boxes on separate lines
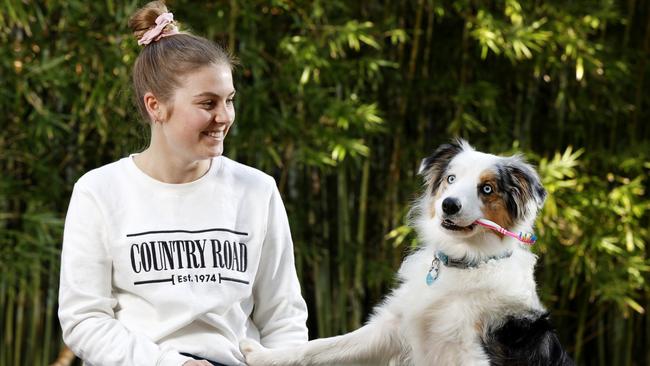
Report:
499,157,547,219
419,141,465,192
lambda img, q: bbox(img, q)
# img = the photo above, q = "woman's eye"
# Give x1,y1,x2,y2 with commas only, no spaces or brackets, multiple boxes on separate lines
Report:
482,185,493,194
447,175,456,184
201,101,214,108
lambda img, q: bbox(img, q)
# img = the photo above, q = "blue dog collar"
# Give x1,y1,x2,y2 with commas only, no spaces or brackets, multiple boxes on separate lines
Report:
426,250,512,286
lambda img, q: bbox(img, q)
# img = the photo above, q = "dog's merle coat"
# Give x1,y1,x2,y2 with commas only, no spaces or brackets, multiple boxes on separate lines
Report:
241,140,573,366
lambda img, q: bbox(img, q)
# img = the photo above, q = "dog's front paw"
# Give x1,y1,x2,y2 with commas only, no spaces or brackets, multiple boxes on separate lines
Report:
239,339,282,366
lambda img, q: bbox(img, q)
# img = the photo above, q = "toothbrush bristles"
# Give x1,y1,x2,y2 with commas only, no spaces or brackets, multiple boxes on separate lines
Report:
518,232,537,243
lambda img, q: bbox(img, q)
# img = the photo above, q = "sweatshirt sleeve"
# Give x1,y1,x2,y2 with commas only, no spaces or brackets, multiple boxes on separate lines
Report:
58,182,191,366
251,185,309,348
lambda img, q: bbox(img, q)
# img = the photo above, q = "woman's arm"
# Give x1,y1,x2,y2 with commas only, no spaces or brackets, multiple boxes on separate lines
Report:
251,185,309,348
58,182,191,366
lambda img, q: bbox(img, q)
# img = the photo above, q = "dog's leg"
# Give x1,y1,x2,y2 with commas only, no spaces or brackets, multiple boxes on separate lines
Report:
241,309,403,366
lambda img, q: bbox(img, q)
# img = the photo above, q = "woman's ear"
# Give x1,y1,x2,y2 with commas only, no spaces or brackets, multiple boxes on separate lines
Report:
143,92,163,123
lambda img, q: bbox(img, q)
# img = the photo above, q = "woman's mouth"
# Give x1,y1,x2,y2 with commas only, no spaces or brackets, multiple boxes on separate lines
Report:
202,130,225,140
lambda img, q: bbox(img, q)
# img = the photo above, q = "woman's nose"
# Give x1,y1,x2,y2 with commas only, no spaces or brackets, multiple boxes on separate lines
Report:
214,102,230,123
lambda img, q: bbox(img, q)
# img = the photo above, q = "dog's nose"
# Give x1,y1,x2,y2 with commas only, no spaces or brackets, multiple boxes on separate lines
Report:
442,197,461,215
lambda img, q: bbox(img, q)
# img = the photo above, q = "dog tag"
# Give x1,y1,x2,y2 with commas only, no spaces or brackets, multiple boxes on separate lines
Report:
426,258,440,286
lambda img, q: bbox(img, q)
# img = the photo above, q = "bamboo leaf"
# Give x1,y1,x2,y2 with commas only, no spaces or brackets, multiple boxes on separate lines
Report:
623,297,645,314
576,56,585,81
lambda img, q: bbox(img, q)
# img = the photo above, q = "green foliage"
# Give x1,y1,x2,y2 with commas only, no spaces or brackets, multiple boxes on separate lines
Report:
2,0,649,365
536,148,649,363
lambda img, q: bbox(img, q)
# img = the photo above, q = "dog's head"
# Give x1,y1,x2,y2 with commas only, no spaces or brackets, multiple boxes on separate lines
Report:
415,140,546,255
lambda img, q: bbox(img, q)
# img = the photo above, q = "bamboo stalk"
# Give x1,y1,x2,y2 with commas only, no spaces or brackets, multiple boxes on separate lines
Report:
29,267,42,365
421,0,435,79
43,253,57,365
228,0,238,53
514,82,524,143
555,67,567,147
316,250,333,337
597,316,605,366
14,277,26,366
522,75,539,149
4,272,15,366
336,164,350,333
452,12,471,137
623,315,633,366
630,6,650,146
573,291,589,364
313,255,324,337
416,1,434,159
622,0,637,47
612,308,622,366
408,0,425,81
647,290,650,366
352,158,370,328
317,174,332,338
381,4,407,269
0,272,7,365
278,142,294,196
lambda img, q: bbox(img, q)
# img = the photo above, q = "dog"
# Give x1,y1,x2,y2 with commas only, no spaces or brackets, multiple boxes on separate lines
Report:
240,140,574,366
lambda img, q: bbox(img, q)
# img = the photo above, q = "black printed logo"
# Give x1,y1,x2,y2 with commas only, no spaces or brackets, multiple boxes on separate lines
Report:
126,228,249,286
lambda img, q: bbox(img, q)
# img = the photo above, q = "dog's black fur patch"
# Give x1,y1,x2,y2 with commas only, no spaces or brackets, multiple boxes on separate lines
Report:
496,158,547,221
482,311,574,366
419,141,464,193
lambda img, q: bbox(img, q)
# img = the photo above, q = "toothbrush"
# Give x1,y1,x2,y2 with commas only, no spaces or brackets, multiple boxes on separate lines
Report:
474,218,537,245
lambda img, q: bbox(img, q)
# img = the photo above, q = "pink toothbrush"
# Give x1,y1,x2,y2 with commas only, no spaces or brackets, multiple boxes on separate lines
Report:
474,218,537,245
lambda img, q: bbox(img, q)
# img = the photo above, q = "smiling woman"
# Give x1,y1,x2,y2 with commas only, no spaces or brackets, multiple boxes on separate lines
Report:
135,64,236,183
56,1,308,366
127,1,238,184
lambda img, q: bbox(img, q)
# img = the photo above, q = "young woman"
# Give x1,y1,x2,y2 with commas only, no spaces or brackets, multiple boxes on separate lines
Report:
57,2,308,365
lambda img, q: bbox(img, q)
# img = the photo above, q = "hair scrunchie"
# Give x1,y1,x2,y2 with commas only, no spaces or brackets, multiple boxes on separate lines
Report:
138,12,179,46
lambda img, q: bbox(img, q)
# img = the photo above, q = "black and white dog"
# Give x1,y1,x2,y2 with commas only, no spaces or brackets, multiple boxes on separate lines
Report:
241,140,574,365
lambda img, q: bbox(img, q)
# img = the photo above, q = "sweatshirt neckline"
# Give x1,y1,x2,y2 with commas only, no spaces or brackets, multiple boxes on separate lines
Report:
126,154,223,191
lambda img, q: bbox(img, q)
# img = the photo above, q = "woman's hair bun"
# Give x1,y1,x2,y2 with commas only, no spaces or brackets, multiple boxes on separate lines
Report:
128,1,170,42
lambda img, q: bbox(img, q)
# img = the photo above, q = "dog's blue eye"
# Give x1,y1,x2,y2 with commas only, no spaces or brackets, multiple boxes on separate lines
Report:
447,175,456,184
482,185,493,194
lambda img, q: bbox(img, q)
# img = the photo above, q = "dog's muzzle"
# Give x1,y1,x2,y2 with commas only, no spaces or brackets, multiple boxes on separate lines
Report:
441,219,475,231
442,197,462,215
440,197,475,231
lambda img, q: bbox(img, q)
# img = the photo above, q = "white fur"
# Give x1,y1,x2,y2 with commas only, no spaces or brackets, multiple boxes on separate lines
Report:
241,144,545,366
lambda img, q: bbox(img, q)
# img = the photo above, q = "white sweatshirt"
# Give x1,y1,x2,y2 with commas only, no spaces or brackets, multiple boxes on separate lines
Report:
58,155,308,366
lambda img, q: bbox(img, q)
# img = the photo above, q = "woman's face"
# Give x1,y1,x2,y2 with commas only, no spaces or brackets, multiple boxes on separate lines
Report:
157,63,235,161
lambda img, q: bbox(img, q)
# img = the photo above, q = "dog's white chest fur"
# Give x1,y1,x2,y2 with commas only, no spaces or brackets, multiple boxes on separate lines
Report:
388,246,542,365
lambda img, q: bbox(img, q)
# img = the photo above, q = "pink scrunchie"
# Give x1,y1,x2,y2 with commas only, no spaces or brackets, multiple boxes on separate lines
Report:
137,12,179,46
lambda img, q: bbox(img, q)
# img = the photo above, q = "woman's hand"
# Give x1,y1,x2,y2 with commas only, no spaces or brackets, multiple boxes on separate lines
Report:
183,360,213,366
